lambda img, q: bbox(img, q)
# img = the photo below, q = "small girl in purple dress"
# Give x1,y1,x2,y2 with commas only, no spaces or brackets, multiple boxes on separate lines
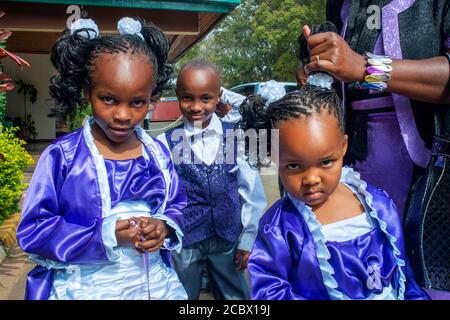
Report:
16,17,187,300
237,77,429,300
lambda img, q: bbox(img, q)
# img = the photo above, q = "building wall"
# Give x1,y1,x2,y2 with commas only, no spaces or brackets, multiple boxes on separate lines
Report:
4,53,56,140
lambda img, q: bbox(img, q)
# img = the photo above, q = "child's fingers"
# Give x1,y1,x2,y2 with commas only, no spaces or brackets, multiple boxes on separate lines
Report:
115,219,130,231
138,216,150,226
142,223,157,235
143,229,162,241
129,226,140,241
136,236,164,251
145,238,165,252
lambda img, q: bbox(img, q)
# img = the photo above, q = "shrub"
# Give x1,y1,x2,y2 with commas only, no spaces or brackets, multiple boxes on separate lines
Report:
0,127,33,225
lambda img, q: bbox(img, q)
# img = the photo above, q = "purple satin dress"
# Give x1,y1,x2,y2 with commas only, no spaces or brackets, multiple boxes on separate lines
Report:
16,122,187,300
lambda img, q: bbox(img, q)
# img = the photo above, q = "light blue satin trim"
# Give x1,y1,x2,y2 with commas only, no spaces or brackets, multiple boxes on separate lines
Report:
83,118,111,219
340,167,406,300
101,215,121,262
82,118,116,262
236,152,267,252
287,193,347,300
28,254,69,270
134,125,172,214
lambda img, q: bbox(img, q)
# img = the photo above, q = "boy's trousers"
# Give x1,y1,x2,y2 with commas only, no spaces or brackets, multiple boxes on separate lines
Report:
172,235,250,300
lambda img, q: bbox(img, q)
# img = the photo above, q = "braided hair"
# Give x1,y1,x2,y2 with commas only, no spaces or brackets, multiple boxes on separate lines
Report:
238,22,343,167
49,18,172,118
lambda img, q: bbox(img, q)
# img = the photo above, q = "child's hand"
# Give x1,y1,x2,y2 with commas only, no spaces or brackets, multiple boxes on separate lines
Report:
115,218,141,247
215,101,232,118
302,25,367,83
135,217,171,252
234,249,250,271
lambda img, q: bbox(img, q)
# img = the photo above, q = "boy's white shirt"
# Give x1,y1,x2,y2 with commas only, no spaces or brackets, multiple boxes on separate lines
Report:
156,113,267,252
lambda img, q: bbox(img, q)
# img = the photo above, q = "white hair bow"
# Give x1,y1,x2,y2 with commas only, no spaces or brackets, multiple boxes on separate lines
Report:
306,72,334,90
70,18,99,39
259,80,286,105
117,17,144,40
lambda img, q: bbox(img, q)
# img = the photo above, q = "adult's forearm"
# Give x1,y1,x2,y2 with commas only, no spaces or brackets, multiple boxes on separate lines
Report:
387,56,450,104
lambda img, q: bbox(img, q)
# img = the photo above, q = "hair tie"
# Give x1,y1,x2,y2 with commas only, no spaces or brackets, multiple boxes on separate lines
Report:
70,18,99,39
117,17,144,40
259,80,286,105
306,72,334,90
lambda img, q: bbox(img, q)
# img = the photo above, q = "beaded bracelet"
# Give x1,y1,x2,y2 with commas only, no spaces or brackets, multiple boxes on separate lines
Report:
356,52,392,92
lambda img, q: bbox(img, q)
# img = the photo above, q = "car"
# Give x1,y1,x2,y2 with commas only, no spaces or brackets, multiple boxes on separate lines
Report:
229,81,298,97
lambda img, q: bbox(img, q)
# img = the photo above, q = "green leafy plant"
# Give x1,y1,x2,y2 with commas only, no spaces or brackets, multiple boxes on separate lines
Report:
15,80,37,119
0,127,33,225
67,103,92,132
15,80,38,142
0,11,31,124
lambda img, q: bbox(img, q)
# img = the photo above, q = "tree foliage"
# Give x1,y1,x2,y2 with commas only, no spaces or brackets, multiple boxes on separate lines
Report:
175,0,326,88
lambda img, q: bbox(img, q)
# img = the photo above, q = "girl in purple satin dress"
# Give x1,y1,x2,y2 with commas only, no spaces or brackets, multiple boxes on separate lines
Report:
237,79,428,300
16,17,187,300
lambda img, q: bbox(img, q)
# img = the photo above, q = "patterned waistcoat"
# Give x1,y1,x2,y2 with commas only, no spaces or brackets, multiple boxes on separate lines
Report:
165,122,242,247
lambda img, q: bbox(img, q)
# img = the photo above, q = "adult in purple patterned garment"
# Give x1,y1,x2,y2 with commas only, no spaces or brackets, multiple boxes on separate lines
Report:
299,0,450,299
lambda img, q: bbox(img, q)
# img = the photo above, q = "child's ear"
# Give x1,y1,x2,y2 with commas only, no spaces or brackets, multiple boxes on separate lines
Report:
342,134,349,156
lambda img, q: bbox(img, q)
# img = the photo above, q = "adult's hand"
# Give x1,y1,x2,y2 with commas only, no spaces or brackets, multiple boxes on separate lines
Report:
303,25,366,83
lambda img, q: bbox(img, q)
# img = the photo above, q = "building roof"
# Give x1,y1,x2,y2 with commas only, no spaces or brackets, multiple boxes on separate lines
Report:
0,0,239,62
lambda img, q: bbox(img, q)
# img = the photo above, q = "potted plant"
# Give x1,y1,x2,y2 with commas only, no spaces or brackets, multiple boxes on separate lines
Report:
15,80,37,142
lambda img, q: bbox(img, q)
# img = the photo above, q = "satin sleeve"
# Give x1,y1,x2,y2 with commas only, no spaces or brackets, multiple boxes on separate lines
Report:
16,143,109,265
220,87,246,123
236,151,266,252
248,223,306,300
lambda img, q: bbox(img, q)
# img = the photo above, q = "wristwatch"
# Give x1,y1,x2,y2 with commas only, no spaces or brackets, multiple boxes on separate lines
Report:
445,52,450,63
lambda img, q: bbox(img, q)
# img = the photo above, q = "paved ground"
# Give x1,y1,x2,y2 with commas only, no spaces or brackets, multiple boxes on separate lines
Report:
0,123,281,300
